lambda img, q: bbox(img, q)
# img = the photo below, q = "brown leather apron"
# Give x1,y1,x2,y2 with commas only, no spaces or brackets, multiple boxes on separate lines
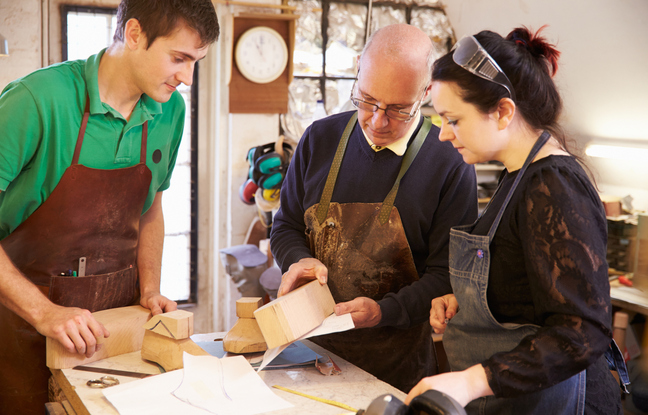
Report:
305,113,436,392
0,99,152,414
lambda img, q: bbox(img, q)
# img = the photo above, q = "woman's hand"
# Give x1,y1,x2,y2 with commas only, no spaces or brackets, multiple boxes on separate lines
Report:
429,294,458,334
405,364,493,406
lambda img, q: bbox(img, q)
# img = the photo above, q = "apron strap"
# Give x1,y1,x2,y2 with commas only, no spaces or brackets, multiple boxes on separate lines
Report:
486,130,551,240
72,98,91,165
315,112,431,225
72,95,150,166
315,112,358,224
141,121,148,163
378,117,431,224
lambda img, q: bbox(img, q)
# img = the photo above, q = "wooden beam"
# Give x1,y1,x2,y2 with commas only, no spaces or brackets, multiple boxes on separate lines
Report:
49,369,90,415
254,280,335,349
46,305,151,369
214,0,297,11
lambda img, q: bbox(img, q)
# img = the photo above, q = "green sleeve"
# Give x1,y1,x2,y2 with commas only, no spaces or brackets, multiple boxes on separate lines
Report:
0,82,43,191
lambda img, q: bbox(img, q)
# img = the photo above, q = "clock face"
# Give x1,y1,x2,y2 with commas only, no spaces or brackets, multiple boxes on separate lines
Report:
235,26,289,84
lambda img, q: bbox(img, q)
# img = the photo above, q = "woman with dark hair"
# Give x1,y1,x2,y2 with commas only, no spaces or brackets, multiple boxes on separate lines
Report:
405,26,628,414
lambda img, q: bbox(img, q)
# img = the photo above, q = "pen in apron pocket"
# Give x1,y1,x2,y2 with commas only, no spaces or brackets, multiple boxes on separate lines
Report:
78,257,86,277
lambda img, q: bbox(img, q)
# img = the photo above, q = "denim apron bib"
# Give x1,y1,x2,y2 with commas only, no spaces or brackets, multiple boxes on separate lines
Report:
442,132,589,414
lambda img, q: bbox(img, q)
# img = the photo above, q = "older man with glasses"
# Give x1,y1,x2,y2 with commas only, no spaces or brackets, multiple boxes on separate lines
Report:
270,24,478,392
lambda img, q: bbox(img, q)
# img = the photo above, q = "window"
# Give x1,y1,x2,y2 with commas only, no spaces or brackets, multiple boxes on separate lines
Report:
281,0,454,141
61,5,198,303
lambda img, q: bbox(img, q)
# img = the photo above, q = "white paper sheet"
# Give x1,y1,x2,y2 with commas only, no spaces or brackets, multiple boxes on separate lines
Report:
257,312,354,372
103,353,292,415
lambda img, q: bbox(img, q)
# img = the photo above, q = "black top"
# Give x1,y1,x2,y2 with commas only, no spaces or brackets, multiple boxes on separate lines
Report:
473,155,620,414
271,111,478,328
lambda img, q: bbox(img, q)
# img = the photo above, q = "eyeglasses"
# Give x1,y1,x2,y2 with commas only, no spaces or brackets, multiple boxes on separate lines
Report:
350,79,427,122
452,35,516,101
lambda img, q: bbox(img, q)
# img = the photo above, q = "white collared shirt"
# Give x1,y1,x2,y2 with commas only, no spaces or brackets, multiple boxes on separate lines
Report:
362,111,421,156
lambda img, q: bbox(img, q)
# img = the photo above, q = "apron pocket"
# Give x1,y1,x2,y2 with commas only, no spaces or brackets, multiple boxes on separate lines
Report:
48,266,139,312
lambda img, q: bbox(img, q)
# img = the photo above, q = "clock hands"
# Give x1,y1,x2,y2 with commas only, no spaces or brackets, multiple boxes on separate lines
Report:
255,37,265,62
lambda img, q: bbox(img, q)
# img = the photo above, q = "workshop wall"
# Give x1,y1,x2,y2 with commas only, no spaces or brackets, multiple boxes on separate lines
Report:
441,0,648,211
0,0,42,84
1,0,647,331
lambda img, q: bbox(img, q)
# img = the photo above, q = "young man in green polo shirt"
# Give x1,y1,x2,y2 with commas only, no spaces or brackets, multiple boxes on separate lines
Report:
0,0,219,412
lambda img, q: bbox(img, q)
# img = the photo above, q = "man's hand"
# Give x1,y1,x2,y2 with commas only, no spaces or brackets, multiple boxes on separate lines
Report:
430,293,458,334
140,292,177,316
34,304,109,358
277,257,328,297
334,297,381,328
405,364,493,406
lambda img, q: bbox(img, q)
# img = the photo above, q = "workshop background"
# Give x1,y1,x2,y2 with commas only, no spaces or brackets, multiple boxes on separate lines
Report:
0,0,646,338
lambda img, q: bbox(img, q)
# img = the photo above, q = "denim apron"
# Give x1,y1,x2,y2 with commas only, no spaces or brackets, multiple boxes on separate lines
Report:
442,131,589,414
304,113,437,392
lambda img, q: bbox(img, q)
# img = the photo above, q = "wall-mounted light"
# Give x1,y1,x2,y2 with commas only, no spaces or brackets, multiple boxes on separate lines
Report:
585,143,648,162
0,33,9,56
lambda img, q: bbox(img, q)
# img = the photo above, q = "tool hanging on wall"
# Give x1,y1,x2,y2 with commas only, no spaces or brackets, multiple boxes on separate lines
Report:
240,135,294,236
247,135,293,191
238,135,293,207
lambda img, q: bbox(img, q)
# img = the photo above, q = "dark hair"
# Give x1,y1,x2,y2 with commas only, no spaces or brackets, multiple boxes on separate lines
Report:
113,0,219,49
432,26,575,155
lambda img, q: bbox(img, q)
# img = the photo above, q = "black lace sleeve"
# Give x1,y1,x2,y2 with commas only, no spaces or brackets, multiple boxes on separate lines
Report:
483,159,613,397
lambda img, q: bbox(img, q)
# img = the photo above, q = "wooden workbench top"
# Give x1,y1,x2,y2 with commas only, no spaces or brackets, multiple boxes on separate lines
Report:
51,332,406,415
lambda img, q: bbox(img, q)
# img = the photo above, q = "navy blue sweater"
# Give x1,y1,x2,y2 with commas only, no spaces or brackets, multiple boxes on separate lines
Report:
271,111,478,328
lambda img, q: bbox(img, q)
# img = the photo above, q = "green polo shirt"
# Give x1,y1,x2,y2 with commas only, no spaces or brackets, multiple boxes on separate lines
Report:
0,49,185,239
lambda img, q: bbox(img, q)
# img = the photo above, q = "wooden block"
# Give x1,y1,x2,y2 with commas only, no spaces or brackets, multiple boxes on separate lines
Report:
140,330,210,372
44,402,67,415
236,297,263,318
142,309,194,339
254,280,335,349
46,305,151,369
223,318,267,353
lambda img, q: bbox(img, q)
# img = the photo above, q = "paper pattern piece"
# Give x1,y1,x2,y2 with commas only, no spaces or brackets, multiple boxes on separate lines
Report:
257,313,354,372
103,353,292,415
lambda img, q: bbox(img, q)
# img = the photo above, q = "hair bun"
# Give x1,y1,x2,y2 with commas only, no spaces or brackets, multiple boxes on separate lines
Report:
507,25,560,77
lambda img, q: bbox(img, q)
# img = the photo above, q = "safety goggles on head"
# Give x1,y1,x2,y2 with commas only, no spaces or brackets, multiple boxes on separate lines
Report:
350,79,427,122
452,35,516,101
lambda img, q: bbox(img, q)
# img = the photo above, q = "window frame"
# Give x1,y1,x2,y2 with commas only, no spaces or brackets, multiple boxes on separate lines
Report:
293,0,449,106
60,4,199,304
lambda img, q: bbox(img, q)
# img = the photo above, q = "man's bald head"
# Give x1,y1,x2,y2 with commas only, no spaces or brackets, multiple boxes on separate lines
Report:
359,24,433,90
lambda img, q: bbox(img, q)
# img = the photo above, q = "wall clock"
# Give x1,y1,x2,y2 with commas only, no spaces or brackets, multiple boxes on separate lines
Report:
235,26,289,84
230,13,298,114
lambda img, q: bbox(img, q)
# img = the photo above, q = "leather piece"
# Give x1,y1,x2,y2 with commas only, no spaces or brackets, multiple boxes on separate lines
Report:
304,201,435,392
1,163,150,286
0,120,150,414
48,266,139,313
311,323,435,393
305,202,419,303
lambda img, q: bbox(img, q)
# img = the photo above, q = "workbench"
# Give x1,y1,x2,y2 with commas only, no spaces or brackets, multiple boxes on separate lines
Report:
49,332,406,415
611,285,648,316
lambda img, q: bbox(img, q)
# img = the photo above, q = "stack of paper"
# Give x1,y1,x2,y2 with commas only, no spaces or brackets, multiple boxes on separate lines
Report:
103,353,292,415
